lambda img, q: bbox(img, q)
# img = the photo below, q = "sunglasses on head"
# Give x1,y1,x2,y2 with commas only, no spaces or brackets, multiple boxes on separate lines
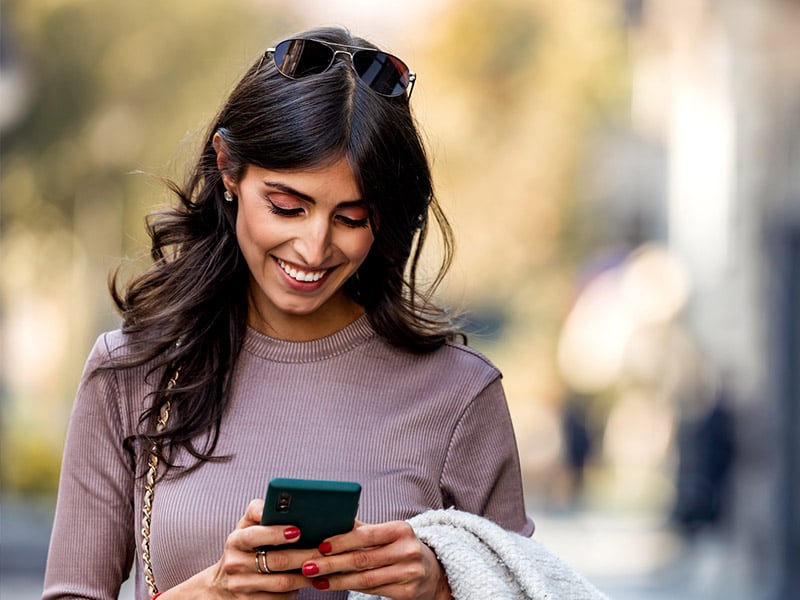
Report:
265,38,416,98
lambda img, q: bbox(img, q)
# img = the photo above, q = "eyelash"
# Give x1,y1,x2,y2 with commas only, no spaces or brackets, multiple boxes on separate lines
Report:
338,216,370,229
267,199,369,228
267,202,302,217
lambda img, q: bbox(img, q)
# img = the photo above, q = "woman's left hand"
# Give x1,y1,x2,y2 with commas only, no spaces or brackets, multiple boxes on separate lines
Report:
299,520,452,600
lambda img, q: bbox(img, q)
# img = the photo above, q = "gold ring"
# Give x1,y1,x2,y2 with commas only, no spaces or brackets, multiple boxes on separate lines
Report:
255,549,271,574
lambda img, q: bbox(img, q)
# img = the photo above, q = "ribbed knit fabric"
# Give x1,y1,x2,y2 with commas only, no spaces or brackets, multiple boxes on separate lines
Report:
43,315,533,600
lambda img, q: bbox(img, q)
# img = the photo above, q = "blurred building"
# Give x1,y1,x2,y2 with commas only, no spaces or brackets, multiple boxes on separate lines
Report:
592,0,800,597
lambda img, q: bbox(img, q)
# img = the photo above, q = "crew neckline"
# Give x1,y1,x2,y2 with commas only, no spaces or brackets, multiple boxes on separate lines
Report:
242,313,376,363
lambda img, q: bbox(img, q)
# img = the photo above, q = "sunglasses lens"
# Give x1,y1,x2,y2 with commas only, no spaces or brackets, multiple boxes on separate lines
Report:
272,39,334,78
352,50,411,97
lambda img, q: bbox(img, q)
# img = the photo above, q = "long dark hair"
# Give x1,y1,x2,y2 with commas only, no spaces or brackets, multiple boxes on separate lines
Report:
111,26,458,470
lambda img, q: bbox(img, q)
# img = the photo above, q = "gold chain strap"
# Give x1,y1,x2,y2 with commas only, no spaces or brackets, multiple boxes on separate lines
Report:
141,370,179,598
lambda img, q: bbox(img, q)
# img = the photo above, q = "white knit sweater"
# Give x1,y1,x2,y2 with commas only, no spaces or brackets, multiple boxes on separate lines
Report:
350,509,609,600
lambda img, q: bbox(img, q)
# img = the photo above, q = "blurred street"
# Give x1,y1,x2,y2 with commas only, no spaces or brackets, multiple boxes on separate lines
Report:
531,510,745,600
1,496,746,600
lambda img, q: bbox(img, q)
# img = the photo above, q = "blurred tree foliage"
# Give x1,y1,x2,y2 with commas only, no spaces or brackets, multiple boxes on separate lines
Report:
416,0,627,427
0,0,298,494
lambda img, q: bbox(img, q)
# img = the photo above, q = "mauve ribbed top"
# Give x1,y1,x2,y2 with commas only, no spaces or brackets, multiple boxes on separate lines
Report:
44,315,533,600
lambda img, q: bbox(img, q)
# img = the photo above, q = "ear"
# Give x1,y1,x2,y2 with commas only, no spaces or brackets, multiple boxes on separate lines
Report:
212,132,237,192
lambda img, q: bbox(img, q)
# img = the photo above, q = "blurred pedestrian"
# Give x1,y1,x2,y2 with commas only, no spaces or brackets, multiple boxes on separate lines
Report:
671,383,735,534
562,394,594,505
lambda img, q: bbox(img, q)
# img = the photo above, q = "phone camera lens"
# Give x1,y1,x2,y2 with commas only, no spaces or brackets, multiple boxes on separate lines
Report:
276,493,291,512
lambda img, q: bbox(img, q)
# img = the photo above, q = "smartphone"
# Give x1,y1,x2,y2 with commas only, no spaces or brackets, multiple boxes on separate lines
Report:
259,477,361,550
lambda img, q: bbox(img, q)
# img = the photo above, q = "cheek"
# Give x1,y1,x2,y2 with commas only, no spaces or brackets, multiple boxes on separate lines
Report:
234,214,276,278
236,209,274,252
234,214,255,258
350,231,375,264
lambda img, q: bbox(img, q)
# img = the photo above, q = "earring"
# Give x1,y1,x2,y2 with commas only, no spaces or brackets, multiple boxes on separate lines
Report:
224,190,234,203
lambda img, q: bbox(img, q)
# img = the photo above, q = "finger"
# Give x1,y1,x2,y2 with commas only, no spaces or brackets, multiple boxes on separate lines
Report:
228,523,303,554
308,543,441,598
319,520,412,556
304,541,403,576
304,522,421,578
210,545,315,594
219,569,311,595
257,547,322,573
311,563,425,596
236,498,265,528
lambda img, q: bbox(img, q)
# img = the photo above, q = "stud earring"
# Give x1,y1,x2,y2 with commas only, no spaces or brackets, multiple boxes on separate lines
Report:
224,190,234,203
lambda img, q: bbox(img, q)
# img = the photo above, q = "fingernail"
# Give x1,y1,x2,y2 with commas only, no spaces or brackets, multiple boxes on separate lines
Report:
318,541,332,554
312,578,330,590
302,563,319,576
284,526,301,540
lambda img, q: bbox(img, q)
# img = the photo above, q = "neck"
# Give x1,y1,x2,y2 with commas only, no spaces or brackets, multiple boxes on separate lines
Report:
247,295,366,342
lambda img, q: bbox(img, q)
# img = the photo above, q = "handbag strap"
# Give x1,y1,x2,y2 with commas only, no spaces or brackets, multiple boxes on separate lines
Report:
141,369,180,598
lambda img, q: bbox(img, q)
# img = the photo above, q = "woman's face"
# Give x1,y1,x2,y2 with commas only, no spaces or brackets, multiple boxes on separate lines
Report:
228,156,374,340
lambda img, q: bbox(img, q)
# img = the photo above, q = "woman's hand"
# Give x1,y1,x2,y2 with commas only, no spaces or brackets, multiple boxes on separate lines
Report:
299,520,453,600
158,499,317,599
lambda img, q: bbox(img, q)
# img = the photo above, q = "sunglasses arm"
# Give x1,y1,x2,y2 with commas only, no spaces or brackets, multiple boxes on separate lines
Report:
406,72,417,99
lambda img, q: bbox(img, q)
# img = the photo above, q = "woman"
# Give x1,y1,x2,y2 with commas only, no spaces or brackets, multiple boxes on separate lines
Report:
43,27,534,599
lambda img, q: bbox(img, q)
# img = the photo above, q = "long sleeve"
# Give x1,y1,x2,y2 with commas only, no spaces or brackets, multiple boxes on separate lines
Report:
440,377,534,536
43,334,137,599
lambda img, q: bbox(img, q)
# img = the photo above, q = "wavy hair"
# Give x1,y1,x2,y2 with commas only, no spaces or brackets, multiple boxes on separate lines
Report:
111,26,459,470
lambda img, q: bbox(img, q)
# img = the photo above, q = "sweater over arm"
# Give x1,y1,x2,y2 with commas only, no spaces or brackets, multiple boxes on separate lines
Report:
43,334,137,600
440,376,534,537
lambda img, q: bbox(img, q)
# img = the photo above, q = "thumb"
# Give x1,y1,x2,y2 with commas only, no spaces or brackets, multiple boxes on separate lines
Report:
236,498,264,528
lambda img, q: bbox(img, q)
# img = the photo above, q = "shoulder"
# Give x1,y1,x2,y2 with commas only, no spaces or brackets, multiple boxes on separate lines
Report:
90,328,168,365
81,329,137,372
366,335,502,392
80,329,159,403
80,329,121,371
73,330,149,437
441,340,500,376
427,340,503,389
85,329,130,357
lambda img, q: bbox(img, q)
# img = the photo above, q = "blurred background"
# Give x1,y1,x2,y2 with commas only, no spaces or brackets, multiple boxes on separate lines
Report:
1,0,798,598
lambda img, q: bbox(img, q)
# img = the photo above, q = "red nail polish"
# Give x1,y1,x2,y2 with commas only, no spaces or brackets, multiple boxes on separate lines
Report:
318,541,332,554
284,526,301,540
302,563,319,576
312,578,330,590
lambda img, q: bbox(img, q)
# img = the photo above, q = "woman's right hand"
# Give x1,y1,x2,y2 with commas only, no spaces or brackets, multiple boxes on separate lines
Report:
158,498,318,599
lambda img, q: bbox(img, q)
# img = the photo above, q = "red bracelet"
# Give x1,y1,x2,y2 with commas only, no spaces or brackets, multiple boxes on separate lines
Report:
152,593,163,599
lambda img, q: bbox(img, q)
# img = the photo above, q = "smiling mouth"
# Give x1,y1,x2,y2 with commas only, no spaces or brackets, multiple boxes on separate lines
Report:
276,258,329,283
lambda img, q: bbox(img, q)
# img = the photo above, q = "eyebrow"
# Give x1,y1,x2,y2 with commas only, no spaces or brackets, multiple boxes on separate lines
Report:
263,181,365,208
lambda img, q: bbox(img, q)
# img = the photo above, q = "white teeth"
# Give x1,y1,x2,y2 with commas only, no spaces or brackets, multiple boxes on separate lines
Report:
277,258,326,282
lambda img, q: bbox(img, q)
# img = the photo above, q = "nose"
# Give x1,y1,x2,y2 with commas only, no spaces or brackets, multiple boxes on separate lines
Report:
294,216,332,266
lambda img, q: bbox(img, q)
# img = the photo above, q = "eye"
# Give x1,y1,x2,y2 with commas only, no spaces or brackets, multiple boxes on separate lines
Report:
336,215,370,228
335,205,370,228
266,195,303,217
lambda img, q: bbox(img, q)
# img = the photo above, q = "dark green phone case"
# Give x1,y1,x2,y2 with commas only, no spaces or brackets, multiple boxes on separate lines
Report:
260,477,361,550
